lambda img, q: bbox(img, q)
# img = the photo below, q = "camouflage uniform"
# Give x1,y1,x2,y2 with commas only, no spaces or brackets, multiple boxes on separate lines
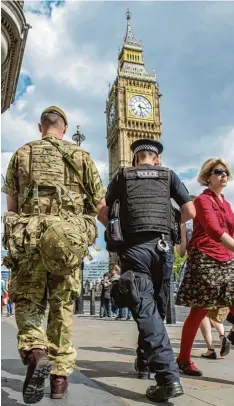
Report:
2,122,106,376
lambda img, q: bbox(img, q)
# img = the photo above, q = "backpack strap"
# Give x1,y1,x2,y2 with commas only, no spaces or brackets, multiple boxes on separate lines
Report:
45,137,96,212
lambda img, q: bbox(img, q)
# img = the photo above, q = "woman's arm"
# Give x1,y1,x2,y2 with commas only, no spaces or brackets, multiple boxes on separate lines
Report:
220,233,234,252
176,223,187,257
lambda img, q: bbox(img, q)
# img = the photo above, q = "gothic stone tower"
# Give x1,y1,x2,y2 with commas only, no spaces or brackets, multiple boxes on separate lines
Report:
106,10,162,268
106,9,162,181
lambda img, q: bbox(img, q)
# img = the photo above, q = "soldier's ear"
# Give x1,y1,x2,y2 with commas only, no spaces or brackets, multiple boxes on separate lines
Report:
63,125,68,135
38,123,42,133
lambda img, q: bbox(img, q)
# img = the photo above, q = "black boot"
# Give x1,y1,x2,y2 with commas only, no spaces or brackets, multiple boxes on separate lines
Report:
146,380,184,402
134,358,151,380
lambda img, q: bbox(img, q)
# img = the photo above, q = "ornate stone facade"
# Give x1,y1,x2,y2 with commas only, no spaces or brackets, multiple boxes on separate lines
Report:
1,1,30,113
106,9,162,181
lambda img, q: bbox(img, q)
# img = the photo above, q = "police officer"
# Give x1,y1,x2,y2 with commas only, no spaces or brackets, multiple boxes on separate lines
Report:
98,139,195,403
2,106,106,403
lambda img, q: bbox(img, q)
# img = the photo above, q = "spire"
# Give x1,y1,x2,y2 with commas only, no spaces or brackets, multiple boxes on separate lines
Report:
124,9,141,49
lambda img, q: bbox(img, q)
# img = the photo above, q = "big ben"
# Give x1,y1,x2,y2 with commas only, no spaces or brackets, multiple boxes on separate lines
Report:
106,9,162,181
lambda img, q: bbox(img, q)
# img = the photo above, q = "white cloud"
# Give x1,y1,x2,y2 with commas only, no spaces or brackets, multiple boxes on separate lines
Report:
15,99,28,111
23,3,116,96
95,160,109,185
181,127,234,208
1,152,14,179
84,247,109,264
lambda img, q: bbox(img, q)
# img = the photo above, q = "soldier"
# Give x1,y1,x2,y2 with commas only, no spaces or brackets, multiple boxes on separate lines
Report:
98,139,196,403
2,106,106,404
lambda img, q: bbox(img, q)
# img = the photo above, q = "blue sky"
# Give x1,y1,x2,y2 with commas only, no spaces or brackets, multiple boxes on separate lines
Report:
1,0,234,258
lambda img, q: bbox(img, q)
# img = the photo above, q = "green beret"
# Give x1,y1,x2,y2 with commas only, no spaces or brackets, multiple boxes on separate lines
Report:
41,105,68,126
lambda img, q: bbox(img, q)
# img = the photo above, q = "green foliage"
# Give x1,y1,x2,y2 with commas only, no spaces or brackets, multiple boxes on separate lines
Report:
173,249,186,275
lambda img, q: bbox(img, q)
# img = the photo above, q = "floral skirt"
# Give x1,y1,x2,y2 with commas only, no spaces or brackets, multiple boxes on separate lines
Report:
176,248,234,309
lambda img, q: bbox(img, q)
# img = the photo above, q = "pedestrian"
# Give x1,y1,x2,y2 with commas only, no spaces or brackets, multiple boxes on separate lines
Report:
98,138,195,402
100,273,112,318
2,106,106,403
175,202,230,360
110,265,120,317
1,279,5,314
176,158,234,376
1,279,8,314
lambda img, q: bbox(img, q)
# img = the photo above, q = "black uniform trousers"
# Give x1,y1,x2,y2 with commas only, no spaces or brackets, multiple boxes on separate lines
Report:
119,238,179,386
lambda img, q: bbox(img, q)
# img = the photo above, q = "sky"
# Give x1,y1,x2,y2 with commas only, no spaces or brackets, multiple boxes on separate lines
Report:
1,0,234,261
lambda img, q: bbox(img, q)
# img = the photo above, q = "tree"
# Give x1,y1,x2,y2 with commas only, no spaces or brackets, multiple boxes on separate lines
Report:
173,249,186,275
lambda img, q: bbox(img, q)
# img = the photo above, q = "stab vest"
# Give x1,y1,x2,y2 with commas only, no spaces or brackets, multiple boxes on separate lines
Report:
119,165,172,235
17,137,85,215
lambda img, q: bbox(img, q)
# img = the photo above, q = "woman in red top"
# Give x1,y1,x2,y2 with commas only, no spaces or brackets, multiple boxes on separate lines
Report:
176,158,234,376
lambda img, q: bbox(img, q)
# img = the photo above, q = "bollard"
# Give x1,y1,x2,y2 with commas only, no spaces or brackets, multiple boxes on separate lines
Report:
90,288,96,315
75,293,84,314
166,272,176,324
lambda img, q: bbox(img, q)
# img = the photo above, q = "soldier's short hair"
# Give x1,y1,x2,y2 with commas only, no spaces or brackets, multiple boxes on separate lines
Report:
41,112,65,130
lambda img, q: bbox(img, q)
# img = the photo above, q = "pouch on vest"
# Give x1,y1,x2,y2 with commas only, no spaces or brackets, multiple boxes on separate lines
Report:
3,212,30,260
105,199,124,252
111,270,140,308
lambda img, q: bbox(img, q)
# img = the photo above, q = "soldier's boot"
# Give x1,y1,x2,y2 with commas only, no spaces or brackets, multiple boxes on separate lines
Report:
23,349,52,404
50,375,68,399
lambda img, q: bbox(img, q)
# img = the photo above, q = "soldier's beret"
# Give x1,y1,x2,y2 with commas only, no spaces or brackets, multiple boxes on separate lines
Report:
41,106,68,126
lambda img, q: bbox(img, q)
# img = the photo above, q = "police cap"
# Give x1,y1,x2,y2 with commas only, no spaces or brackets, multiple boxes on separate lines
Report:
130,138,163,156
41,106,68,126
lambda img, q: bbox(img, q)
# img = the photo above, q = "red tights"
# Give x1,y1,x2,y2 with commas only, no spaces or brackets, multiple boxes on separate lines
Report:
177,306,234,364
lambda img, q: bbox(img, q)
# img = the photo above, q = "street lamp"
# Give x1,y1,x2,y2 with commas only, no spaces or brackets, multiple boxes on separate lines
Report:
72,125,86,146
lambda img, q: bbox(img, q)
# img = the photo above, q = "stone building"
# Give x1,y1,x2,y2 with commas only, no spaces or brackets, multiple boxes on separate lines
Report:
1,1,30,113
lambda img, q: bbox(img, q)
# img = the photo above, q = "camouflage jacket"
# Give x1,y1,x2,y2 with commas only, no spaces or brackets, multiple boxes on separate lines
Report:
2,134,106,216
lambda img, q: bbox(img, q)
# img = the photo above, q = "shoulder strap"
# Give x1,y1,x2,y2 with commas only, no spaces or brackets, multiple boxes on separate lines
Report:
45,138,96,211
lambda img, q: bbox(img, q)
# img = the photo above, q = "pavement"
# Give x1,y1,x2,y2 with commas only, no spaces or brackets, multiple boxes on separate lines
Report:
1,313,234,406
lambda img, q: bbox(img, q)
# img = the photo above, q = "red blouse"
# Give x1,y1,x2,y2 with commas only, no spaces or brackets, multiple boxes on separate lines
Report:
188,189,234,262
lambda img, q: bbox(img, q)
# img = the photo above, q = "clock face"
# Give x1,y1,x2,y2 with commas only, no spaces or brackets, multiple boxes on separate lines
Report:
108,103,115,126
128,95,152,119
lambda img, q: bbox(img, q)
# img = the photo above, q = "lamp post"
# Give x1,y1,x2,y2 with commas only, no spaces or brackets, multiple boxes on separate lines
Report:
72,125,85,315
72,125,85,146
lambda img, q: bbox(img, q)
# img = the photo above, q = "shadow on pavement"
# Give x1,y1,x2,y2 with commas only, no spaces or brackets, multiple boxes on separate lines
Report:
77,353,234,387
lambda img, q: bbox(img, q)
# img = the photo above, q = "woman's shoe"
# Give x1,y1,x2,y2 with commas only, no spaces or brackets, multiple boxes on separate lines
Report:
220,335,230,357
177,359,203,376
201,349,217,359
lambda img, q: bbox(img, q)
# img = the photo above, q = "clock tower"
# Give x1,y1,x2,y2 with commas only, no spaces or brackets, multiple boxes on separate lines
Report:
106,9,162,181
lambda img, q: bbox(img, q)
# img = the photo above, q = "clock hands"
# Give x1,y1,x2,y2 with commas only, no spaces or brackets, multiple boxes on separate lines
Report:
138,103,146,117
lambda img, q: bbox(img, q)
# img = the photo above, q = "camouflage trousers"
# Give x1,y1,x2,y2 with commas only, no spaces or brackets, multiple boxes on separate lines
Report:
9,253,81,376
